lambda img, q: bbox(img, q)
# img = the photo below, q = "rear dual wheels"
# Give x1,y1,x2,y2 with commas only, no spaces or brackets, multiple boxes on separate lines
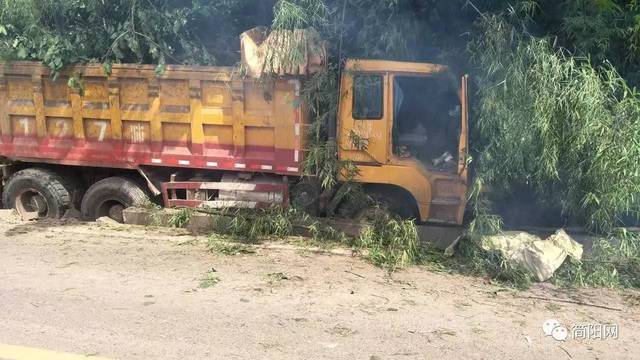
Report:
3,169,148,223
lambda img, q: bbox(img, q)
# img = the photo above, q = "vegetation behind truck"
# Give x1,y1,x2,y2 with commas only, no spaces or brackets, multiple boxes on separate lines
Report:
0,58,468,224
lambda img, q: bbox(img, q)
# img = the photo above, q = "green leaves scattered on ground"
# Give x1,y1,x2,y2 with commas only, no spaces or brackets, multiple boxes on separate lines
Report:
204,205,421,271
198,269,220,289
209,207,297,243
207,239,256,256
356,211,420,271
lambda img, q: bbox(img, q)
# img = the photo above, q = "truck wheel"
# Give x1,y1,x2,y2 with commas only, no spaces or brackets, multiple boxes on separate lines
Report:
81,177,148,222
2,168,76,220
353,189,417,222
291,178,320,216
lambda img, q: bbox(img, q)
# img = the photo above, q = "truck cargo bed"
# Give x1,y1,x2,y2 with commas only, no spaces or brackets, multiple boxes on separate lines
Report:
0,62,305,175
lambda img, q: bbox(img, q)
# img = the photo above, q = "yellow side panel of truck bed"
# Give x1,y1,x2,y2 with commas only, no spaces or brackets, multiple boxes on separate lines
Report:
0,62,306,175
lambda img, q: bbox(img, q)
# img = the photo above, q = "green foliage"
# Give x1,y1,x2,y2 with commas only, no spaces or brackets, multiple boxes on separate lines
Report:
204,204,421,271
305,218,350,243
207,205,350,245
167,208,193,228
0,0,273,76
466,177,504,237
299,64,362,196
538,0,640,86
455,236,534,290
272,0,328,30
552,229,640,288
298,65,349,190
207,237,256,256
66,72,84,95
210,206,297,243
198,269,220,288
471,16,640,232
357,210,419,271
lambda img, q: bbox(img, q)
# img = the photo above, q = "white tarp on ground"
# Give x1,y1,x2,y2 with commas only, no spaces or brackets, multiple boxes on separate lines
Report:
482,229,583,281
240,26,327,78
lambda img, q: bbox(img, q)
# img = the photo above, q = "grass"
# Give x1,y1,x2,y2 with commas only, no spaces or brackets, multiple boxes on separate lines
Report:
145,194,639,290
139,199,165,227
201,204,549,287
140,198,161,210
305,219,350,245
167,208,193,228
623,293,640,307
153,203,640,291
421,227,640,291
146,202,639,290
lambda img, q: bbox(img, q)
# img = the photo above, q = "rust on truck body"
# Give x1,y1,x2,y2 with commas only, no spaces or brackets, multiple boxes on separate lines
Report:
0,62,306,176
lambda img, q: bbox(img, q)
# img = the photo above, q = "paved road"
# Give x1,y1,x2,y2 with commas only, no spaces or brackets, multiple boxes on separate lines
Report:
0,213,639,359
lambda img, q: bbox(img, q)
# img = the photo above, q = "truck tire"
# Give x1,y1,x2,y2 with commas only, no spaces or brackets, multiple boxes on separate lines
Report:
2,167,76,220
81,177,148,222
354,192,412,222
343,186,417,222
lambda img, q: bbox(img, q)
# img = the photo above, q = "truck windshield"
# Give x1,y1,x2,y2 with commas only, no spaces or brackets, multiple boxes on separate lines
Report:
392,74,460,173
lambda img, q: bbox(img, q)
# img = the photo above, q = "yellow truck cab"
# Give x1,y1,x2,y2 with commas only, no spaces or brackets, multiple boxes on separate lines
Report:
337,59,469,224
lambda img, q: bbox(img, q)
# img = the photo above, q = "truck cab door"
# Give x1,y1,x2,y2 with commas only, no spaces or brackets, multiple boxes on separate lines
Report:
337,72,390,165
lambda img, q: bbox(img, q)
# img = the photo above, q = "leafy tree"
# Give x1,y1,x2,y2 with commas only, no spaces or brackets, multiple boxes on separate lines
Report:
0,0,274,75
528,0,640,86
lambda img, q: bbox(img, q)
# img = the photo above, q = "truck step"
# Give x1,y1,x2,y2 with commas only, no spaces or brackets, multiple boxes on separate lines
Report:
429,197,462,206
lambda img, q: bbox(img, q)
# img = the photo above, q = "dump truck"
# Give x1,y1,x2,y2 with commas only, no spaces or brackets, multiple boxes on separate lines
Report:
0,56,468,224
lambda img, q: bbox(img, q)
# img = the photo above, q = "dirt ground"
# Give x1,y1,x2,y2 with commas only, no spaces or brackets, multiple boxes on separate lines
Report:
0,210,639,360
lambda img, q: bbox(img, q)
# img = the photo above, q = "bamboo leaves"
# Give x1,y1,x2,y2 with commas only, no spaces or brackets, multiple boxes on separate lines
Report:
471,16,640,232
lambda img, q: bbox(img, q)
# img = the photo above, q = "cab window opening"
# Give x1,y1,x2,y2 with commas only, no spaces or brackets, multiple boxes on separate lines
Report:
392,74,461,173
353,74,383,120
